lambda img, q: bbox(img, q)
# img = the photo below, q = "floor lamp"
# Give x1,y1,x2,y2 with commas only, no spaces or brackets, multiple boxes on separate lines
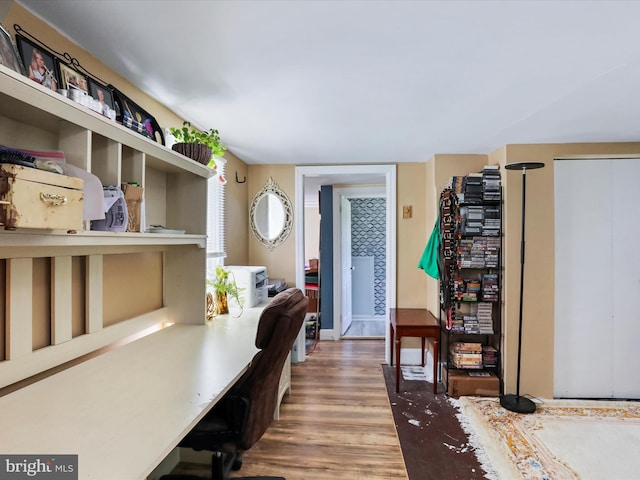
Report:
500,161,545,414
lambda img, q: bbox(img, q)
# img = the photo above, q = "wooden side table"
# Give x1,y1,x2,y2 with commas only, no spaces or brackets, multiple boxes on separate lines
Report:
390,308,440,394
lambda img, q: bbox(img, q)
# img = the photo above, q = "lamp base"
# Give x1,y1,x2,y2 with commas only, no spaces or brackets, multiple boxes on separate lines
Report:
499,394,536,414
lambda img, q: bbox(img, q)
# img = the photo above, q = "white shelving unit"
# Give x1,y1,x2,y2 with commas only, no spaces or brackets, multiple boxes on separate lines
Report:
0,64,213,389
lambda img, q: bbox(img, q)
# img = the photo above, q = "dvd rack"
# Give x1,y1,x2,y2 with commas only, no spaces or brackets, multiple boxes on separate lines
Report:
439,165,502,394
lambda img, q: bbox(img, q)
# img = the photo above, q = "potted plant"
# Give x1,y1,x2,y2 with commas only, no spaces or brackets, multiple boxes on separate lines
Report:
207,265,243,317
169,121,227,167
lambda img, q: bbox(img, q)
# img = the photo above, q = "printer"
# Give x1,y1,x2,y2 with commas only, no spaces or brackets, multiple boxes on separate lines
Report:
227,266,269,308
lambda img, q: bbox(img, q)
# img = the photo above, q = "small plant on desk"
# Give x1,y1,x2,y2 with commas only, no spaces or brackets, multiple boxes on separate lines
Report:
207,266,243,317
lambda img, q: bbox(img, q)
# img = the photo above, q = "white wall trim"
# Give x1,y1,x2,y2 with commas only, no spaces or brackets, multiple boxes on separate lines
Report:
399,347,432,366
332,186,385,340
319,328,340,341
294,164,397,362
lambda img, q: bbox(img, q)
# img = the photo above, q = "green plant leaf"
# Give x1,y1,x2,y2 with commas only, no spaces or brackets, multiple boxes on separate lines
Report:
170,121,226,160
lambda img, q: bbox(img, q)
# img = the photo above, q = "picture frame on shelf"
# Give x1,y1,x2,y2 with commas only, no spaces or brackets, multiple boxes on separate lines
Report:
113,88,148,125
15,34,59,91
0,24,24,75
109,85,165,145
58,61,88,93
88,79,114,110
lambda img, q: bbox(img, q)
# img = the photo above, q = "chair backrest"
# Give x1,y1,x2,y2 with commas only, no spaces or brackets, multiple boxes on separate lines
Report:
234,288,308,450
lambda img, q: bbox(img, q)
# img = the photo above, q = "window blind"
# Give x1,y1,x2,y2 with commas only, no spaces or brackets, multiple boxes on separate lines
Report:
207,156,226,259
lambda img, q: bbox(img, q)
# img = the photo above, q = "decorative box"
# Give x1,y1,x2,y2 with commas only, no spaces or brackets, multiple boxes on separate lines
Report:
0,164,84,231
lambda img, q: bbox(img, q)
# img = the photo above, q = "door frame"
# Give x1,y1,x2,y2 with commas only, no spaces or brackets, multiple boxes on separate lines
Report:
339,194,353,336
294,165,397,362
335,187,386,338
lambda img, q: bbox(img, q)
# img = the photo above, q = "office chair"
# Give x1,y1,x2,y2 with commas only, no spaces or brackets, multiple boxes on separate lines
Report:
162,288,308,480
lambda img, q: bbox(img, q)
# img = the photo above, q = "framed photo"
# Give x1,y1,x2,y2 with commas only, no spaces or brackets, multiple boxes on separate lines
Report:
88,79,114,110
117,92,148,124
15,35,59,91
0,24,24,75
109,84,165,145
58,62,88,93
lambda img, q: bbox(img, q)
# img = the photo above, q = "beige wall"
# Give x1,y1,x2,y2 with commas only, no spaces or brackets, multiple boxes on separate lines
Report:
246,164,296,286
4,3,183,130
497,142,640,398
224,151,249,265
0,0,11,20
396,163,429,308
304,205,320,263
11,0,640,399
423,147,640,398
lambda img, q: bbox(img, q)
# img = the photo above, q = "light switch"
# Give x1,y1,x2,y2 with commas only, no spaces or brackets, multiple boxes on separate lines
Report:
402,205,412,219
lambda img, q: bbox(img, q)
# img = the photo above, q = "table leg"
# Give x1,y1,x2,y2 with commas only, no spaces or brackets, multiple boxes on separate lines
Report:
395,334,401,393
432,337,439,394
421,337,426,367
389,323,394,366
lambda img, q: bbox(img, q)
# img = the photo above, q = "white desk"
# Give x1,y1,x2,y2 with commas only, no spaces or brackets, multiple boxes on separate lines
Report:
0,305,266,480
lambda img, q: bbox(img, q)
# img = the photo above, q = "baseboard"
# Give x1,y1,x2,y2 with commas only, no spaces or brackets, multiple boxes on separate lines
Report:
395,347,433,366
352,315,386,322
319,328,339,340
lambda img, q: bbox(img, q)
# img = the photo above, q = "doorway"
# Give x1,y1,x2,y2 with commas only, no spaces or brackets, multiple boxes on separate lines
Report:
337,189,387,339
294,165,397,362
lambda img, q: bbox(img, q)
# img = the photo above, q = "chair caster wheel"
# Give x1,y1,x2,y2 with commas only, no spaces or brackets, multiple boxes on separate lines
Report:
232,456,243,471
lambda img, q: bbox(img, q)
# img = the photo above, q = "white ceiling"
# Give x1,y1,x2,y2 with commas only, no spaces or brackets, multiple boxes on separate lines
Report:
17,0,640,170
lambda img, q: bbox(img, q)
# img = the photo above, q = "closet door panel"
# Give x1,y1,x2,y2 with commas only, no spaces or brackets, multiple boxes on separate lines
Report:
611,159,640,398
554,159,613,397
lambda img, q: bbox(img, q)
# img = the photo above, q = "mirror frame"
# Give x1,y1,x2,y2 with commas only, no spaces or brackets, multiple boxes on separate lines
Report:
250,177,293,251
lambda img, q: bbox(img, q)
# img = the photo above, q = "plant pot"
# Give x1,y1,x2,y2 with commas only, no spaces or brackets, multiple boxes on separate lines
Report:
215,291,229,315
172,142,212,165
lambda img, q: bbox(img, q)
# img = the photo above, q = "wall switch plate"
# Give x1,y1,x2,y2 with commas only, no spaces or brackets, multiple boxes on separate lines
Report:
402,205,412,218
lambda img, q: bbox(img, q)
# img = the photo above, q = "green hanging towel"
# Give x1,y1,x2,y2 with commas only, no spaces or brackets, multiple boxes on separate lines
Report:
418,219,440,279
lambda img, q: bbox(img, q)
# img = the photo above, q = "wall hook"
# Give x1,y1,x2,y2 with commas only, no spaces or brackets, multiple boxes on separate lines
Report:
236,172,246,183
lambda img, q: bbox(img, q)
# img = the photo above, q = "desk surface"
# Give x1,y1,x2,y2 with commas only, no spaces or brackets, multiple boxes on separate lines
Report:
0,306,265,480
390,308,439,327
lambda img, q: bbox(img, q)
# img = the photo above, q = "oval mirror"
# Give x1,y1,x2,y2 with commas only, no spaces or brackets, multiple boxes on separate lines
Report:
250,177,293,250
254,193,285,240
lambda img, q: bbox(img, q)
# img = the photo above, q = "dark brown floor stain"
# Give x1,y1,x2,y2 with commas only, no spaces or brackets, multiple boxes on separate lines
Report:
381,365,488,480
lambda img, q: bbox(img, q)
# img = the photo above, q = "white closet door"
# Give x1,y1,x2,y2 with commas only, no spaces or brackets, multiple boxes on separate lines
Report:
611,159,640,398
555,158,640,399
554,159,613,398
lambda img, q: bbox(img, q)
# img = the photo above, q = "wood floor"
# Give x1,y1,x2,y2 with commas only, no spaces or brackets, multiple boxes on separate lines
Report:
174,340,408,479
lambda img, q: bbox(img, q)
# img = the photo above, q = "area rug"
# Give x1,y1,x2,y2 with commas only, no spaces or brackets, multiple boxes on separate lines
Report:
453,396,640,480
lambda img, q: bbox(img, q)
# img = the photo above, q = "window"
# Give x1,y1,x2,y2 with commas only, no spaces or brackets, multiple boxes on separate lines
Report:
164,128,226,277
207,156,226,275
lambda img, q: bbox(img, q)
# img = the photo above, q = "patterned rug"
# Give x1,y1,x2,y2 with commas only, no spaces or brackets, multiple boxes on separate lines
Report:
453,396,640,480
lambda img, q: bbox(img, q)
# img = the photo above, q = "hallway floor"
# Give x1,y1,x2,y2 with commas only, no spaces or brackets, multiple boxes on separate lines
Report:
342,318,385,338
172,339,407,479
170,339,483,479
